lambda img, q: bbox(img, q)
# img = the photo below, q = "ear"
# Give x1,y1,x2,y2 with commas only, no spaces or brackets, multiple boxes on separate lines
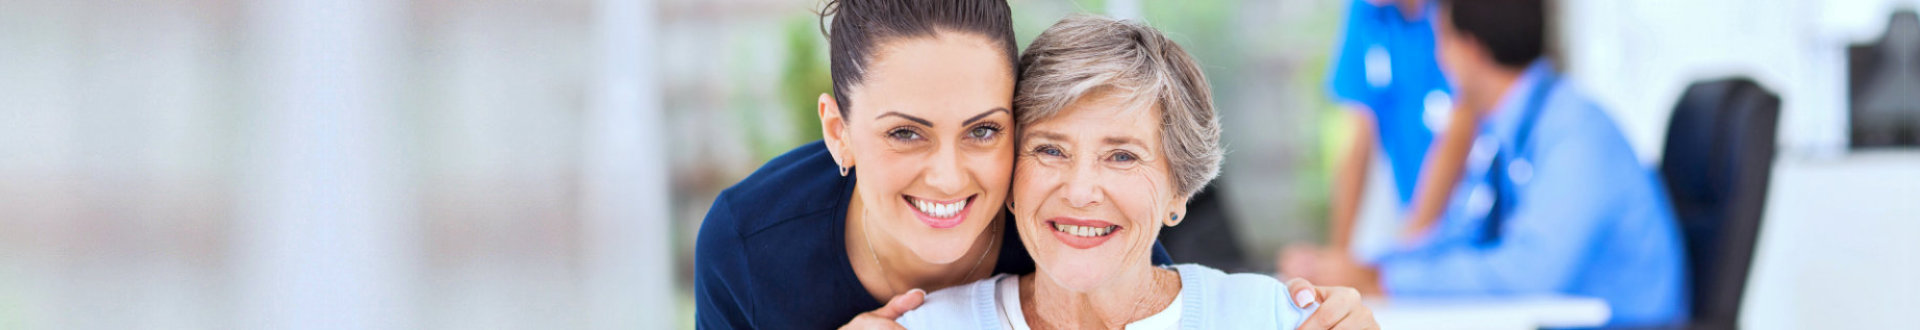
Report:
818,93,854,169
1164,194,1191,227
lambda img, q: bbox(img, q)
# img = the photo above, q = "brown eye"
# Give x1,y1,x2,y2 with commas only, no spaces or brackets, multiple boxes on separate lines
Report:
887,127,923,141
967,124,1001,141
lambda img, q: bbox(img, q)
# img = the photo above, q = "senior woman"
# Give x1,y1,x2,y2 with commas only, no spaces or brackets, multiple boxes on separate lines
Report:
898,15,1378,329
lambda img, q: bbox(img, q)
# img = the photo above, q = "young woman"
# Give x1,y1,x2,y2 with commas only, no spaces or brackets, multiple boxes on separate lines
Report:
694,1,1371,328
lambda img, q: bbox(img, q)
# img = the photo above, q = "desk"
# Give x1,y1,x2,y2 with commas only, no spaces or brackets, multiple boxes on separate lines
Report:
1738,151,1920,330
1369,295,1611,330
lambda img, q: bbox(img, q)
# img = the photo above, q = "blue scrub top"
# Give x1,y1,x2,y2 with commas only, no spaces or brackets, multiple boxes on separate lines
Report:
694,141,1174,329
1376,61,1689,327
1326,0,1455,204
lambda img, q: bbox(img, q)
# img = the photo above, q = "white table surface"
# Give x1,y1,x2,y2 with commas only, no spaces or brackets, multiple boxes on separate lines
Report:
1368,295,1611,330
1738,150,1920,330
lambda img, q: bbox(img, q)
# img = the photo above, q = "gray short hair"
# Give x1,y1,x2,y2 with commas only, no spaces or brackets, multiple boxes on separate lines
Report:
1014,15,1222,199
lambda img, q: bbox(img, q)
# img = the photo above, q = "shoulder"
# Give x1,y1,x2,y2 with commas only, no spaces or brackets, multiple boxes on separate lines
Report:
1533,86,1640,163
694,141,854,321
707,141,850,237
898,275,1008,330
1341,0,1389,25
1172,264,1313,329
1178,264,1285,305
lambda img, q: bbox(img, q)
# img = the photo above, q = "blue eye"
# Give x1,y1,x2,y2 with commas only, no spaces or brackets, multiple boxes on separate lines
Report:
1034,145,1064,157
1110,151,1137,163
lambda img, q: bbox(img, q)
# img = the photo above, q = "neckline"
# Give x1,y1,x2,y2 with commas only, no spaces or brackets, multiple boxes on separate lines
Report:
999,271,1185,329
1486,60,1560,143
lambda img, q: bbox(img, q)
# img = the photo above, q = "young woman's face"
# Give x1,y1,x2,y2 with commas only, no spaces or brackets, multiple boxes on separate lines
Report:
841,33,1016,264
1011,92,1180,292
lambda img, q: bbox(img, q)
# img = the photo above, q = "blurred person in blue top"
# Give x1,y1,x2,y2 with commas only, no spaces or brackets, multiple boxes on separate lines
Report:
1283,0,1690,327
693,0,1374,329
1301,0,1482,267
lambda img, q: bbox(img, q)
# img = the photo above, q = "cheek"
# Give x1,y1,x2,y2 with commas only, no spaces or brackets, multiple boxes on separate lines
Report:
1010,162,1049,209
1112,174,1168,228
971,147,1016,191
853,147,917,205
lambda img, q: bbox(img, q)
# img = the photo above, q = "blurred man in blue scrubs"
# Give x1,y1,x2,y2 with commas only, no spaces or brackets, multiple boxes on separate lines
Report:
1287,0,1690,326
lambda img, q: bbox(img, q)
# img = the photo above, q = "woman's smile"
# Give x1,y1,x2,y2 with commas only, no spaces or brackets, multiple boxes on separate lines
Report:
1045,217,1123,249
905,194,975,229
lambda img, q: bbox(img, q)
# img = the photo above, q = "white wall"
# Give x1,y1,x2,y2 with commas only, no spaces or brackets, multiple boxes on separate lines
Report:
1561,0,1920,162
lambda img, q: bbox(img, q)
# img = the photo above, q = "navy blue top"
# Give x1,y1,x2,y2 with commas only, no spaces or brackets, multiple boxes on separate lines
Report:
695,141,1173,329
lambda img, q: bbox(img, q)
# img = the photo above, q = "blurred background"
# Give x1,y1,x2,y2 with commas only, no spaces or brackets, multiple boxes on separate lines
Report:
1,0,1914,329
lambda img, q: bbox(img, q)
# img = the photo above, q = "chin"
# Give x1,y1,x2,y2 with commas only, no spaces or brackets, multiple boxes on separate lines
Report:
901,235,975,264
1035,254,1123,292
895,215,994,264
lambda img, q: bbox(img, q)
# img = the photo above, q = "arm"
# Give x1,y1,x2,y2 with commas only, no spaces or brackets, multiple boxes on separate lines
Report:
1328,110,1379,250
695,198,754,329
1374,136,1617,295
1396,105,1479,241
1323,0,1381,250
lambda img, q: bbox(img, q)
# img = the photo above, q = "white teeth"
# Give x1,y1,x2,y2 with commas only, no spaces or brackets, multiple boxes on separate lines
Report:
1051,223,1115,237
912,198,967,218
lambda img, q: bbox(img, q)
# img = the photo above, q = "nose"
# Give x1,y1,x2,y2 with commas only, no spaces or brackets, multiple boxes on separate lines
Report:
923,145,968,196
1061,158,1103,208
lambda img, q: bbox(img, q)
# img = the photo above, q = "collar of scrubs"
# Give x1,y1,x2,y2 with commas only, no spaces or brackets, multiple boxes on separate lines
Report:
1471,60,1559,245
1484,60,1560,144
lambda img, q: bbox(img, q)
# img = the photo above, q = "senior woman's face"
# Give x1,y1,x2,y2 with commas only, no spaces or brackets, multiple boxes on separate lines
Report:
839,34,1016,264
1013,92,1182,291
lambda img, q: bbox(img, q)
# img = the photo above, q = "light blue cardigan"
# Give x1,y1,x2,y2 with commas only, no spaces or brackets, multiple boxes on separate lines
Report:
898,264,1316,329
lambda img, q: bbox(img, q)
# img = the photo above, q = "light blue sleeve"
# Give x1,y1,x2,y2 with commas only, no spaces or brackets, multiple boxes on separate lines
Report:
1375,126,1621,296
1192,266,1319,329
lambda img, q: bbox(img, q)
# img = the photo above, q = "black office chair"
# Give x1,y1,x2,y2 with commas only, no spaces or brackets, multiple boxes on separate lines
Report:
1658,78,1780,330
1847,10,1920,148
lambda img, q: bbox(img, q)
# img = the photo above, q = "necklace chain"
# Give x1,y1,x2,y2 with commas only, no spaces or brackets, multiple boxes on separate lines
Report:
861,207,999,300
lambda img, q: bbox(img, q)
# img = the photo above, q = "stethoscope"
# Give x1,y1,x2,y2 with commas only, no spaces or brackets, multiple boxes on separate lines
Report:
1475,73,1558,246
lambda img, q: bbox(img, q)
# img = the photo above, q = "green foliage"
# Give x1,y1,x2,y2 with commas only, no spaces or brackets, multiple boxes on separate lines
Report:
780,15,832,145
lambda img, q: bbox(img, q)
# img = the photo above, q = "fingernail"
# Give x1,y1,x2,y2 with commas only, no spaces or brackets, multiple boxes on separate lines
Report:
1295,290,1317,308
908,288,926,296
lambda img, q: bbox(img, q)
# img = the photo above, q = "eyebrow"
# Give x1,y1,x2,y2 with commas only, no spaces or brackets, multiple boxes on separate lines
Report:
1021,131,1145,148
1023,130,1067,142
875,107,1010,127
875,112,932,126
1103,136,1145,147
963,108,1010,126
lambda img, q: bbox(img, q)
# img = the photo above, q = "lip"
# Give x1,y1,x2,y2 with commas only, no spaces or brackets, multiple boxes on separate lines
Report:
1046,217,1121,249
904,195,974,229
